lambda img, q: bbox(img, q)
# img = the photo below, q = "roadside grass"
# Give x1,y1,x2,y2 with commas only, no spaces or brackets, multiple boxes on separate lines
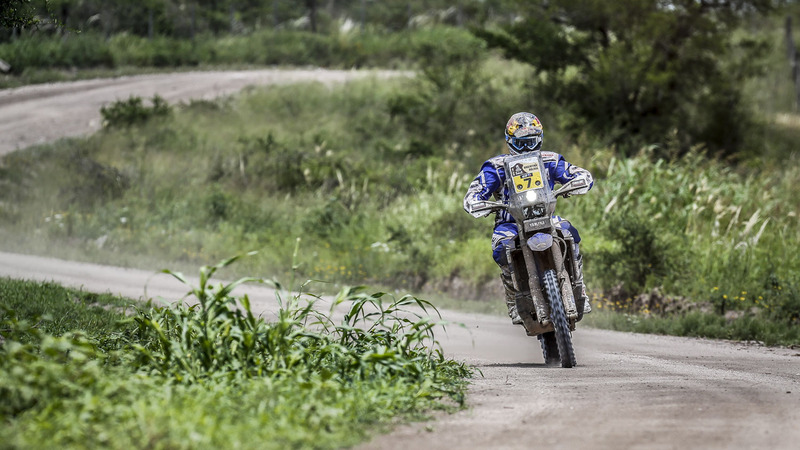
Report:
582,309,800,348
0,278,133,340
0,27,474,89
0,255,472,448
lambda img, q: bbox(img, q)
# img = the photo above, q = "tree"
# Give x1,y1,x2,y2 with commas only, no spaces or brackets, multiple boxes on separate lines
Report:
475,0,774,156
306,0,317,32
1,0,40,28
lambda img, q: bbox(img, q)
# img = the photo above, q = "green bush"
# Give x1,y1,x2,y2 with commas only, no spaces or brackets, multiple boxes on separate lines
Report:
0,33,114,74
591,211,683,296
474,1,773,157
100,95,171,128
763,273,800,325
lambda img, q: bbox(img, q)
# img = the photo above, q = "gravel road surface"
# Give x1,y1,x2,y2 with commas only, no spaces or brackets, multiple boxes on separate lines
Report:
1,71,799,449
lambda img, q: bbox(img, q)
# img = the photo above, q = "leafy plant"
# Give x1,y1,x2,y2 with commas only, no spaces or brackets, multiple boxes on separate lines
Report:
590,210,683,297
0,257,472,448
130,252,469,388
101,95,171,128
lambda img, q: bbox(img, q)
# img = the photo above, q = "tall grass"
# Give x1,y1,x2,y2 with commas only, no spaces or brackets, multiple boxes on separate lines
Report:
569,150,800,298
0,255,471,448
582,308,800,347
1,73,799,313
0,27,479,87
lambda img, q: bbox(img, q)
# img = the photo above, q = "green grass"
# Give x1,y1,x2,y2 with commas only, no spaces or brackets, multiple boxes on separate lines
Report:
0,255,472,449
2,73,798,301
0,27,478,88
582,309,800,347
0,278,134,338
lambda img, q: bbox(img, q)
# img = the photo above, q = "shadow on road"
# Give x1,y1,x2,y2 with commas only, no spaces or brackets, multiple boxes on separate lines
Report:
476,362,550,369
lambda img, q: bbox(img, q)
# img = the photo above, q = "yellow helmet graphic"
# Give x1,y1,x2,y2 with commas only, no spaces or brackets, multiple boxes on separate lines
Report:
505,112,543,154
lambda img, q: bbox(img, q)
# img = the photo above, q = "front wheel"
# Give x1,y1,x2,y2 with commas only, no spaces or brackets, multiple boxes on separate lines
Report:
543,269,576,368
538,332,560,366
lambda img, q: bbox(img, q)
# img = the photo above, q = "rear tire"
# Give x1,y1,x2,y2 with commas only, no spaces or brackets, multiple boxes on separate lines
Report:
543,270,576,368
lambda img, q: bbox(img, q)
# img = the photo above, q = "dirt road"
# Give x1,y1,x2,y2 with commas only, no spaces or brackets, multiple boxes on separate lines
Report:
2,72,799,449
0,69,403,155
2,251,798,450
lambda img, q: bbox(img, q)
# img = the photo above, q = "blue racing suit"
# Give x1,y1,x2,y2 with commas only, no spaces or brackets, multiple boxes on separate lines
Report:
463,151,593,267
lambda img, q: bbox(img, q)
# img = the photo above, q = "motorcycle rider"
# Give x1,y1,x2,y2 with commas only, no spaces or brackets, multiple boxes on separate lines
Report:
463,112,593,325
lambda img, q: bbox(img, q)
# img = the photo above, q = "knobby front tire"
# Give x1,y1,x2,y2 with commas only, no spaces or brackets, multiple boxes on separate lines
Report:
538,331,560,366
543,269,576,368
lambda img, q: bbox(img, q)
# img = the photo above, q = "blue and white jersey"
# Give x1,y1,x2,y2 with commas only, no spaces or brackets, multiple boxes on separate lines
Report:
463,151,593,227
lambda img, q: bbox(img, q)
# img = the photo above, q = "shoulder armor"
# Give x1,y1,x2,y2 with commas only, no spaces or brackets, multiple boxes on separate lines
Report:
541,151,559,163
485,154,506,170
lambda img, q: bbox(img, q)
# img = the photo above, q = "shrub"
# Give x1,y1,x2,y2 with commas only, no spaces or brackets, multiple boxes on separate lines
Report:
764,273,800,325
591,211,682,297
100,95,171,128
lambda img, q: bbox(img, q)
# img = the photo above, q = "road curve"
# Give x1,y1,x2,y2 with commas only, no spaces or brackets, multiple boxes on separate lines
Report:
2,251,798,450
0,69,404,155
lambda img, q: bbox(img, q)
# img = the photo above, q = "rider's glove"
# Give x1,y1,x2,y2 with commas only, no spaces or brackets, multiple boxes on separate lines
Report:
567,173,593,196
467,205,491,218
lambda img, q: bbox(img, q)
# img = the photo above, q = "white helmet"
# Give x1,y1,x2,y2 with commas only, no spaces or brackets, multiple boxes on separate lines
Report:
504,112,543,154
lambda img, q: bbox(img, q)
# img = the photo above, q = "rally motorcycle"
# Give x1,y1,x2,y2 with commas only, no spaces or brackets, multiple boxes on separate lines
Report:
471,151,590,368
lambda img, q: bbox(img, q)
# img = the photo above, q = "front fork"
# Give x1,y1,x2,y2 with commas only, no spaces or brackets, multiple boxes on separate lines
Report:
506,235,579,331
548,239,579,323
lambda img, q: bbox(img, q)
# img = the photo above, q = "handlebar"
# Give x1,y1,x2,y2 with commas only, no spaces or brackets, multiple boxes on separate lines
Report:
469,200,506,214
470,179,588,214
554,178,589,198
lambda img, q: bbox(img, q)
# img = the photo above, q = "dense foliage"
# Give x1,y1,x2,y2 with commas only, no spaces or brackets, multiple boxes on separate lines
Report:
0,0,39,29
2,0,518,40
2,1,788,158
476,0,775,157
0,257,471,448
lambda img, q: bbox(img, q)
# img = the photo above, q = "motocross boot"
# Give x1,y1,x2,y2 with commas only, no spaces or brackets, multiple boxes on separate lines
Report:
501,267,524,325
574,244,592,315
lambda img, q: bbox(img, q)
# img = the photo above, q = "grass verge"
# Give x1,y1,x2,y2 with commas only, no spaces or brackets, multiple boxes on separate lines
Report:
582,309,800,347
0,255,472,449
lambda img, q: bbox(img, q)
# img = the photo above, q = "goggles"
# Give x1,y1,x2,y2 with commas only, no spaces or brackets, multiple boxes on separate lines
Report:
508,135,542,152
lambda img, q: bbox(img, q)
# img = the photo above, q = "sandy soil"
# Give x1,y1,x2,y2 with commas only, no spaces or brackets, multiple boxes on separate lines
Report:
1,72,799,449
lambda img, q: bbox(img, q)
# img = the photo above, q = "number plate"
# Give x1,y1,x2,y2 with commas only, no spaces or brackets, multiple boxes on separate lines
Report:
509,160,544,193
524,217,551,232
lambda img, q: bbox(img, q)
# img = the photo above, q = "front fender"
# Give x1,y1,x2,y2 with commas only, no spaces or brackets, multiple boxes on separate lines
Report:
527,233,553,252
